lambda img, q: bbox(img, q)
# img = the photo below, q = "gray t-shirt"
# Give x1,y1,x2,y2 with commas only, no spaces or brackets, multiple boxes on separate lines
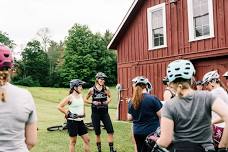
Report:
162,91,216,143
0,83,37,152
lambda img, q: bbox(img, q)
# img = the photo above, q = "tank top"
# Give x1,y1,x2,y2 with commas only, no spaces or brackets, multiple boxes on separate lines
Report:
91,86,108,113
68,94,84,121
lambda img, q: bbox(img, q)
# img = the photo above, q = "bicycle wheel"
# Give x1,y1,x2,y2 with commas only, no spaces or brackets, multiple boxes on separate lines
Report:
47,125,63,131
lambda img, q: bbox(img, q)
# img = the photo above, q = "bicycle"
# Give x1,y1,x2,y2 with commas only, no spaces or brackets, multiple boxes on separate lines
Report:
47,122,104,131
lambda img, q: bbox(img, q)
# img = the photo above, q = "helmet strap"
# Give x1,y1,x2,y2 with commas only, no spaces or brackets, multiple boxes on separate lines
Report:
74,88,80,94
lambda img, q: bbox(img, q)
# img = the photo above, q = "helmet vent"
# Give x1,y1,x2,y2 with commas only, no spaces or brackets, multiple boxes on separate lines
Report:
4,54,9,58
184,72,189,75
186,63,190,65
185,67,190,70
175,68,180,71
175,74,182,77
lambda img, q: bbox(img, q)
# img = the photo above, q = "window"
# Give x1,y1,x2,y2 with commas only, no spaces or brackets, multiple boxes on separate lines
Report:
147,3,167,50
188,0,214,41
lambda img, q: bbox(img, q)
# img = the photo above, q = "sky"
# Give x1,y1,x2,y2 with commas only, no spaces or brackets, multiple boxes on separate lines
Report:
0,0,134,55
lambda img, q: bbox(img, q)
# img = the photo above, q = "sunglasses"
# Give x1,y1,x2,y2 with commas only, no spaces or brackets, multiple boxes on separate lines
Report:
98,77,105,80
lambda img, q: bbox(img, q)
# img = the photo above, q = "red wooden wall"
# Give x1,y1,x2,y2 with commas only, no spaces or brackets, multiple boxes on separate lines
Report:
116,0,228,120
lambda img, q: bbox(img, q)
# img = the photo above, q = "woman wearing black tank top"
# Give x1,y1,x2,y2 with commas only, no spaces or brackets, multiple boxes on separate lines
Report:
85,72,116,152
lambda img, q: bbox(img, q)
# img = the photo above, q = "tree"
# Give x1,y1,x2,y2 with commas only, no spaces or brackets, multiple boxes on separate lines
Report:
36,27,51,52
0,31,15,48
14,40,50,86
59,24,117,87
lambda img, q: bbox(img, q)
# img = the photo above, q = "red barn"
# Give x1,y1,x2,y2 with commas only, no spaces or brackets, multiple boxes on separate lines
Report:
108,0,228,120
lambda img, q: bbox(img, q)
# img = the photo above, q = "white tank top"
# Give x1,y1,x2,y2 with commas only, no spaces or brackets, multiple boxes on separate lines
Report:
68,94,84,121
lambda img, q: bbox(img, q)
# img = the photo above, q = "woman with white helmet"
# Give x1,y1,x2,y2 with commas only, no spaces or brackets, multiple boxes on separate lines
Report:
202,70,228,148
154,59,228,152
0,45,37,152
128,76,162,152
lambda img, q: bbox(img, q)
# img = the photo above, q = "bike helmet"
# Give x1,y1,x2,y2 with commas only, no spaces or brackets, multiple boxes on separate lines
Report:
196,80,203,85
162,76,169,85
95,72,107,79
202,70,220,85
223,71,228,77
69,79,86,89
167,59,195,83
132,76,153,91
0,45,13,70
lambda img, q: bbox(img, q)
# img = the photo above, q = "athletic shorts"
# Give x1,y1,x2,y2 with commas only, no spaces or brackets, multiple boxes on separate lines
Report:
67,120,88,137
91,113,114,135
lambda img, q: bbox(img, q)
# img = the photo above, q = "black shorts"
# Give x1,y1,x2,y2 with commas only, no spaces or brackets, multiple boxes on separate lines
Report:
91,113,114,135
67,120,88,137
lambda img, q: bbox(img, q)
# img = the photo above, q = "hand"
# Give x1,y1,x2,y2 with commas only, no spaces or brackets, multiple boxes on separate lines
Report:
103,100,109,105
92,101,100,106
65,111,70,119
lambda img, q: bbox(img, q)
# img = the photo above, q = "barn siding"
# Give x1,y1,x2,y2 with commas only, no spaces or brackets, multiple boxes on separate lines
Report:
115,0,228,120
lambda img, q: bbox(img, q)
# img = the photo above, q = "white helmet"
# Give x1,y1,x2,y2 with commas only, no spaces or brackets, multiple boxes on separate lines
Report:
167,60,195,83
223,71,228,77
202,70,220,85
132,76,152,92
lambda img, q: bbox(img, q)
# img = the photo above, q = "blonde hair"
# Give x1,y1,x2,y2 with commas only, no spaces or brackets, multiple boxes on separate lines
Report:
0,71,10,102
132,84,146,109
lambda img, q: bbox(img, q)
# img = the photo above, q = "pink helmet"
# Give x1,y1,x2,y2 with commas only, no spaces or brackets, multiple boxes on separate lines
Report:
0,45,13,70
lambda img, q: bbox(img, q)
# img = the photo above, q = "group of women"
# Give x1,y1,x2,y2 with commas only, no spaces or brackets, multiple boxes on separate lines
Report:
57,72,116,152
128,59,228,152
1,43,228,152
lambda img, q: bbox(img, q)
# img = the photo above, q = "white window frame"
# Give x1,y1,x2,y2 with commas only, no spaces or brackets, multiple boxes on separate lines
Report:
147,3,167,50
187,0,214,42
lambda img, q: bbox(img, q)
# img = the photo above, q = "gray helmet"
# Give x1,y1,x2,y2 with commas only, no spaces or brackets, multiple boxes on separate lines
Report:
132,76,152,91
95,72,107,79
70,79,86,89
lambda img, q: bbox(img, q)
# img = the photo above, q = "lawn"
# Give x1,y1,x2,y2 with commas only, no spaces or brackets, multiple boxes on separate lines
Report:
23,86,135,152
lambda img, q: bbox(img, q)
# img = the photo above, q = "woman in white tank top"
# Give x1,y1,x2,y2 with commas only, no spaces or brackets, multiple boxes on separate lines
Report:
58,79,90,152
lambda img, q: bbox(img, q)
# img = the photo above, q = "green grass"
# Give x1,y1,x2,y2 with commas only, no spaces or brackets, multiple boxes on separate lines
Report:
23,86,134,152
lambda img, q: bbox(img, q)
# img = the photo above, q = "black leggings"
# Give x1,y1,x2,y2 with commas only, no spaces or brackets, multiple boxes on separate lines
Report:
134,134,148,152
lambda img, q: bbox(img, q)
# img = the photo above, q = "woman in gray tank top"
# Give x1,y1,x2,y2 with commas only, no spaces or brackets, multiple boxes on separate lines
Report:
153,60,228,152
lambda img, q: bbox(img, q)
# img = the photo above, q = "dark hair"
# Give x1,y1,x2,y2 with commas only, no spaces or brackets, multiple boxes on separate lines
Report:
69,88,74,95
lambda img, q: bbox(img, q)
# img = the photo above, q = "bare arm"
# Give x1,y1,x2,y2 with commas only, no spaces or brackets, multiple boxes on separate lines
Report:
156,117,174,148
57,96,70,115
25,122,37,150
106,87,112,104
156,109,162,122
84,88,93,104
163,90,172,101
212,97,228,148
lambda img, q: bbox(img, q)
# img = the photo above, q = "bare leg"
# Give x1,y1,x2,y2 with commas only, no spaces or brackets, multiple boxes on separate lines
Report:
69,136,77,152
81,134,90,152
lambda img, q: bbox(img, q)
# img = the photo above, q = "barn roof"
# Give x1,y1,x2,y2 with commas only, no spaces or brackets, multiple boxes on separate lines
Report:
108,0,144,49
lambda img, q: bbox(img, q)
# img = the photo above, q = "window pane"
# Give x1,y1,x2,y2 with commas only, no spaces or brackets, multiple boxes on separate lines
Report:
195,27,203,37
160,37,164,45
203,25,210,35
152,10,163,28
153,28,163,38
201,4,208,15
193,0,208,17
154,37,160,47
201,14,209,25
195,17,202,27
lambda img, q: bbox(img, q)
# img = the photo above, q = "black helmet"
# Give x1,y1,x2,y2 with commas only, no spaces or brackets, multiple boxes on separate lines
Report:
162,76,169,85
70,79,86,89
196,80,203,85
95,72,107,79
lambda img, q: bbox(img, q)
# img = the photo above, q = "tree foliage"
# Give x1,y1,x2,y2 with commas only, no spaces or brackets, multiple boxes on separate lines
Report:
0,31,15,48
59,24,117,87
13,40,50,86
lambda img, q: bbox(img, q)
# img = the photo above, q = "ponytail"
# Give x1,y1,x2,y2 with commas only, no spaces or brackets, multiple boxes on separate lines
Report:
132,84,146,109
0,71,10,102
